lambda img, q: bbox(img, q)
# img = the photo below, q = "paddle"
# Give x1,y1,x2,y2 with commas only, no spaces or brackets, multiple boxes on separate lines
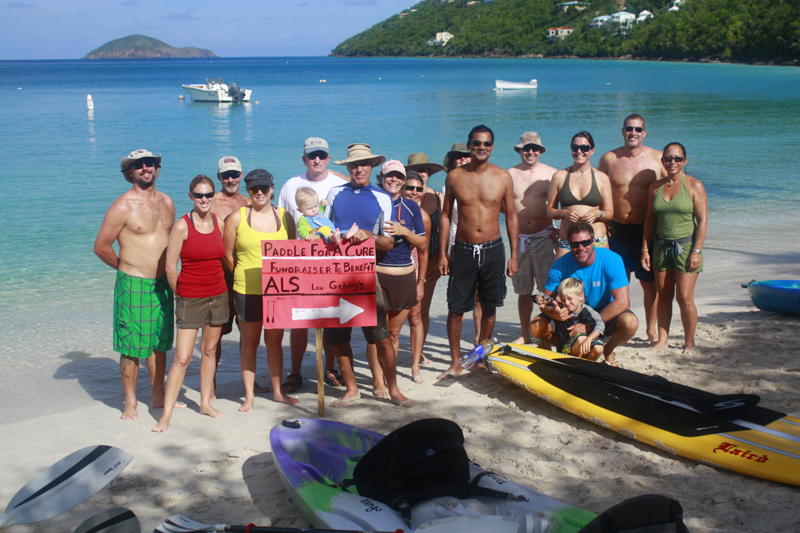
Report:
0,445,132,528
73,506,140,533
154,514,392,533
496,344,760,417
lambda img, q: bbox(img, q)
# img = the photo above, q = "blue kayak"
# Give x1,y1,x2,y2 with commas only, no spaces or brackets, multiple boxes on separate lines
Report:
747,280,800,315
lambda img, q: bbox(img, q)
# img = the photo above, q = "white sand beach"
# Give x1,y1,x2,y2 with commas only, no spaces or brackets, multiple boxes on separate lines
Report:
1,236,798,533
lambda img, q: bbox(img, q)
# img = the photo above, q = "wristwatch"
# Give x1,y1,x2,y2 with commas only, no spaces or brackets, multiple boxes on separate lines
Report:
418,278,427,283
692,248,702,254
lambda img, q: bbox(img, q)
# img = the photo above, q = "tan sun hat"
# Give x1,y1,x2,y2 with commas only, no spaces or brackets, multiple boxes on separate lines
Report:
514,131,546,153
120,148,161,171
405,152,445,176
334,143,385,167
443,143,470,169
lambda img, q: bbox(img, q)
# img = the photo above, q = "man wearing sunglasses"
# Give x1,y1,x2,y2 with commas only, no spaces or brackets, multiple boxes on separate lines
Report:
508,131,558,344
532,221,638,365
211,155,250,221
277,137,348,394
439,124,519,377
93,148,176,420
598,114,662,344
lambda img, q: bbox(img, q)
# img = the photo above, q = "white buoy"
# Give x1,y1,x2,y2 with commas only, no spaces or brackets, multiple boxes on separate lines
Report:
86,94,94,110
178,94,185,100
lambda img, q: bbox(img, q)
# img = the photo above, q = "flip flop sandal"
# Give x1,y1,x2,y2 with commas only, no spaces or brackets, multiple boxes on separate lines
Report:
324,370,342,387
281,373,303,393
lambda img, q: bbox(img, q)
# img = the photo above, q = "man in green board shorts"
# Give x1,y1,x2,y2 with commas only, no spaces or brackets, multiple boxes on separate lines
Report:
94,149,175,420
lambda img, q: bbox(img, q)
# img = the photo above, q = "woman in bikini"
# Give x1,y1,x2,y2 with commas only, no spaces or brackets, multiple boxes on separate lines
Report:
547,131,613,258
224,169,297,409
641,142,707,353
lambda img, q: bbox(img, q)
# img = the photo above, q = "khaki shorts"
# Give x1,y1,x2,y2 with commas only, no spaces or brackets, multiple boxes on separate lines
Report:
176,292,229,329
512,233,556,295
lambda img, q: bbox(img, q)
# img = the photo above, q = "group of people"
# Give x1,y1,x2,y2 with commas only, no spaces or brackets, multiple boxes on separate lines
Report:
94,114,707,428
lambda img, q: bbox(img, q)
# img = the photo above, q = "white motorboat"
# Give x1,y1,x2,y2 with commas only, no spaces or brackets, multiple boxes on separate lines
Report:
494,79,538,90
181,78,252,102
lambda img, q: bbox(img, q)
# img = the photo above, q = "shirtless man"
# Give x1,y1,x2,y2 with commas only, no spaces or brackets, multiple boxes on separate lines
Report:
93,149,175,420
507,132,558,344
598,114,662,342
439,125,519,376
211,155,249,220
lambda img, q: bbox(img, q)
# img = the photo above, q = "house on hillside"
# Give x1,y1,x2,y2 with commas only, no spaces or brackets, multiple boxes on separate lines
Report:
428,31,454,46
546,27,574,40
610,11,636,25
556,1,587,12
637,10,654,23
590,15,610,27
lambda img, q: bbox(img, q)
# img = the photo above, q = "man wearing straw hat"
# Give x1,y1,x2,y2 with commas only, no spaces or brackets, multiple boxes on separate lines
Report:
323,143,413,407
438,125,519,378
508,132,558,344
94,148,175,420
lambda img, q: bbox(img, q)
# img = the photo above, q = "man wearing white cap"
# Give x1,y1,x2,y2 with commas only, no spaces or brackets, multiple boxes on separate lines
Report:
277,137,348,393
211,155,250,221
508,132,558,344
94,148,176,420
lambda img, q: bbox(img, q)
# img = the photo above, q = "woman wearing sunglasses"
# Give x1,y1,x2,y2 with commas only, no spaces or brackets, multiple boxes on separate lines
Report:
373,161,428,391
642,143,707,353
224,169,297,410
153,175,227,432
547,131,613,258
401,171,433,382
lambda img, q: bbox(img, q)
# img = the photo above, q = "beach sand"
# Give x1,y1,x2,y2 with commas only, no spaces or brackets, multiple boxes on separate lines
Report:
1,240,798,533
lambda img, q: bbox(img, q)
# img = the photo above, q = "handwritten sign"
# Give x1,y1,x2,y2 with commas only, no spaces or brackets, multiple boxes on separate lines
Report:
261,239,377,329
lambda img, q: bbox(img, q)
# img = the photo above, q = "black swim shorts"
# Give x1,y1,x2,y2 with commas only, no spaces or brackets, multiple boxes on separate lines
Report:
609,222,654,283
447,238,506,314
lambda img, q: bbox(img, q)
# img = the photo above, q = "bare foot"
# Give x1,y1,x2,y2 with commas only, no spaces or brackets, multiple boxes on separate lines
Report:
238,399,254,412
511,336,531,345
411,368,424,384
121,401,138,421
200,405,223,418
331,391,361,407
273,394,300,405
420,356,432,366
650,341,668,350
372,388,390,400
390,393,415,408
436,366,467,381
174,401,187,409
647,329,659,343
151,420,169,432
682,347,696,356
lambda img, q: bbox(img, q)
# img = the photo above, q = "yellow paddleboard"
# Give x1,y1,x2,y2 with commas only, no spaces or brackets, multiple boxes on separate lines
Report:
487,343,800,486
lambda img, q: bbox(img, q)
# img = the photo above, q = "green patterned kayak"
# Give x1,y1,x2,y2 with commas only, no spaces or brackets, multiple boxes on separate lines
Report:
269,418,596,532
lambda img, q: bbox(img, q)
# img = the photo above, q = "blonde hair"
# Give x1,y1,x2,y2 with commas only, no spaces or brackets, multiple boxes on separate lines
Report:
295,187,319,210
557,277,585,301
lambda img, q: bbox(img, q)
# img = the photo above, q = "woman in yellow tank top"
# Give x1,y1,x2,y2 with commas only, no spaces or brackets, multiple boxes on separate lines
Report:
224,169,297,410
641,143,708,353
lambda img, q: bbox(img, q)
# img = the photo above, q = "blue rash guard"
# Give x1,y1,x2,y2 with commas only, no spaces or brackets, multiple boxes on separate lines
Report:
326,182,393,236
378,197,426,267
544,248,629,311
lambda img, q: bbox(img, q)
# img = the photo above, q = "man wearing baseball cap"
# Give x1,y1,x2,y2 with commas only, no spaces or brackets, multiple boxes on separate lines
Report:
508,132,558,343
211,155,250,221
277,137,348,393
93,148,176,420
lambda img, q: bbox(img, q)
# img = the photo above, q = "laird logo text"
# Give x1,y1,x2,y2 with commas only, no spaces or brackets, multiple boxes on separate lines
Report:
712,442,768,463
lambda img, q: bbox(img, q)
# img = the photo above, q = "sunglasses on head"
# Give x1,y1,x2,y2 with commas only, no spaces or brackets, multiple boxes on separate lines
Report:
220,171,241,180
191,192,214,199
662,156,685,163
571,144,592,153
306,151,328,161
569,238,594,249
470,140,493,148
625,126,644,133
404,185,424,192
522,143,543,153
248,185,271,194
129,158,158,170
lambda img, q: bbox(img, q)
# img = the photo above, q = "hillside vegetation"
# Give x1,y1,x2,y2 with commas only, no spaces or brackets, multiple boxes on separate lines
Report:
332,0,800,64
84,34,217,59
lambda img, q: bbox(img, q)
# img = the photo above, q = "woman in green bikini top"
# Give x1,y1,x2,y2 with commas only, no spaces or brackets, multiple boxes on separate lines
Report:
546,130,614,258
641,142,708,353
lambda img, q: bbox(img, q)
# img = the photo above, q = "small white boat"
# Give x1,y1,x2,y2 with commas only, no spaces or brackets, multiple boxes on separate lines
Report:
181,78,252,103
494,79,538,90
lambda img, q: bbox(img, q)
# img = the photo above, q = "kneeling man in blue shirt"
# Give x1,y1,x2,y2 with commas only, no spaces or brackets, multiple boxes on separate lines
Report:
531,221,638,364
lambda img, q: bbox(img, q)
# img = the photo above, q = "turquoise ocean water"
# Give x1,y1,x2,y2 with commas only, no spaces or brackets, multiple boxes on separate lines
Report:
1,57,798,418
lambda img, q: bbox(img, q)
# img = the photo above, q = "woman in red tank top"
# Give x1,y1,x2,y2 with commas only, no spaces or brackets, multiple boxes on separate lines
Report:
153,175,228,432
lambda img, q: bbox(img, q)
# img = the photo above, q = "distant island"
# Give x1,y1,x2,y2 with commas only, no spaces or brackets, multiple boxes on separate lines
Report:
332,0,799,66
84,34,217,59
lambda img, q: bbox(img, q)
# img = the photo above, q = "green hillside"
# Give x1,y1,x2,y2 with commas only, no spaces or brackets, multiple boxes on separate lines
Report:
332,0,800,64
84,34,217,59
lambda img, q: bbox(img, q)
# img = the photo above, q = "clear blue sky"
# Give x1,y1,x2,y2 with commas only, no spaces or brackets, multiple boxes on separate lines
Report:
0,0,416,59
